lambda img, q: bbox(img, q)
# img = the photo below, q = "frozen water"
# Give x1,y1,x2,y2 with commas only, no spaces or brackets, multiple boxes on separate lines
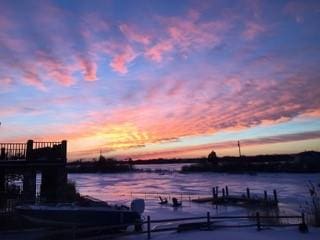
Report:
68,164,320,222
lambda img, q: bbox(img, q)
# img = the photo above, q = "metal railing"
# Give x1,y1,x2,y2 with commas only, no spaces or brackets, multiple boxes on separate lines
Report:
0,143,27,160
26,212,306,240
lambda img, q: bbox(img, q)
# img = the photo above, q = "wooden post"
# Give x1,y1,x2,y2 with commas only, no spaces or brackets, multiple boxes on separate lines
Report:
215,186,219,197
246,188,250,199
225,186,229,197
301,212,305,225
212,187,216,198
256,212,261,231
273,189,278,203
222,188,225,198
147,215,151,239
207,212,211,230
264,191,267,201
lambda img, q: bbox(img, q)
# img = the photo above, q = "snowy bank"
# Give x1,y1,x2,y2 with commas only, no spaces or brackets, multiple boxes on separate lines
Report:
121,227,320,240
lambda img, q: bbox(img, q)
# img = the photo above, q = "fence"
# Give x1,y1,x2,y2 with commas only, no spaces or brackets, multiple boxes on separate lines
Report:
141,212,306,239
0,143,27,160
30,212,306,240
0,140,66,161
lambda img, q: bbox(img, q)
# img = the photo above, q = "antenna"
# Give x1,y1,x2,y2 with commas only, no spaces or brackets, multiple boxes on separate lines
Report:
238,140,241,157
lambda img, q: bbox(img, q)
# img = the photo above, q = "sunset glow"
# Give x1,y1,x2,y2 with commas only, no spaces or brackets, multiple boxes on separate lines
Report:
1,0,320,160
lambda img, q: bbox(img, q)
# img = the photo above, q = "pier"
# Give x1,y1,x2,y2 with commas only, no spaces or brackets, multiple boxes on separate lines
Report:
192,186,278,207
0,140,67,203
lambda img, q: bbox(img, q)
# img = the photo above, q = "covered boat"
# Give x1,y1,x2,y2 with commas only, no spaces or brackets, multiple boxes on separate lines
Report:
15,197,145,227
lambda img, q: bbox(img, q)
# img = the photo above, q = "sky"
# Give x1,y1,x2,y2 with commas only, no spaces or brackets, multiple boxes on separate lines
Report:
0,0,320,160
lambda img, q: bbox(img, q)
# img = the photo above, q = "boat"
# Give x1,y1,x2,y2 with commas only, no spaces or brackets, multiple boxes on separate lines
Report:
15,197,145,228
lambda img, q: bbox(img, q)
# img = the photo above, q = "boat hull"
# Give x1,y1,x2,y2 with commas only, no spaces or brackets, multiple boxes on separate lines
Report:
16,207,140,227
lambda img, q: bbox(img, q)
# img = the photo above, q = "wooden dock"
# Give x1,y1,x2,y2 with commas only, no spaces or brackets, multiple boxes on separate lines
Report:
192,186,278,207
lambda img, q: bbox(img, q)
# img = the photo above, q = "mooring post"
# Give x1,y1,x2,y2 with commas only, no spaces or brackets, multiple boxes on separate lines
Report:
215,186,219,197
273,189,278,203
147,215,151,239
207,212,211,230
246,188,250,199
212,187,216,199
225,186,229,197
264,191,267,201
256,212,261,231
222,188,225,198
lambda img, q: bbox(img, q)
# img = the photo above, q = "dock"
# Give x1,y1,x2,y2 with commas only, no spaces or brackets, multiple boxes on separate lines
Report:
0,140,67,203
192,186,278,207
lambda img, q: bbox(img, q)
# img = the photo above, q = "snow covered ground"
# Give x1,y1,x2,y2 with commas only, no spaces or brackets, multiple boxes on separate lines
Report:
120,227,320,240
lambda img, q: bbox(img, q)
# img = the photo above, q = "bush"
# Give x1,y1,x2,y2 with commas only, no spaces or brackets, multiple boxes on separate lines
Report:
305,181,320,226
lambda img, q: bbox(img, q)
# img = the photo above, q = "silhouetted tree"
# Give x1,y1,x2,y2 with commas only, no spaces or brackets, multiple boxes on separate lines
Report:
207,150,218,164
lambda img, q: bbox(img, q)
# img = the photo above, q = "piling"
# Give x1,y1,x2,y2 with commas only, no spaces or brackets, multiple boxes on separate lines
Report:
273,189,278,203
222,188,225,198
207,212,211,230
225,186,229,197
256,212,261,231
147,216,151,239
264,191,267,201
246,188,250,199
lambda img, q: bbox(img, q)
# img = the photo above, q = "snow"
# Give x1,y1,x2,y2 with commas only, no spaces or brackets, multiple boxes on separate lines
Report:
121,227,320,240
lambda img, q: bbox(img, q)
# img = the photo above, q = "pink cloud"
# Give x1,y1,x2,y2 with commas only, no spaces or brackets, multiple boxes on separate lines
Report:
23,68,46,91
119,24,151,45
37,52,75,86
242,21,266,40
0,77,13,92
145,11,231,62
78,56,97,81
145,40,173,62
109,45,136,74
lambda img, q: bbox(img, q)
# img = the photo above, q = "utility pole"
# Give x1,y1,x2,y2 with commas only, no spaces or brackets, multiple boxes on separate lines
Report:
238,140,241,157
